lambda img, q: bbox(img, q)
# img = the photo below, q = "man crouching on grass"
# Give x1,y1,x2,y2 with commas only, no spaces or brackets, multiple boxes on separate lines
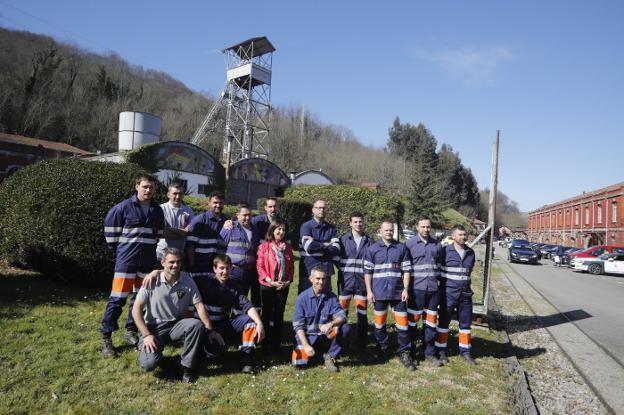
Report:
292,266,346,372
132,248,213,383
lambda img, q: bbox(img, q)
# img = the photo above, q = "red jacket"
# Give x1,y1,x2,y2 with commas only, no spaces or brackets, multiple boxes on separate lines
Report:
257,240,295,287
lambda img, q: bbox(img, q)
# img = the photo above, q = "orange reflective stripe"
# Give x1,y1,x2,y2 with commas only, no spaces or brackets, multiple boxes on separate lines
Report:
242,327,256,343
437,332,449,344
425,312,437,325
393,312,408,327
408,313,420,323
339,298,351,310
374,312,387,326
354,298,367,310
133,276,144,290
111,275,135,294
459,331,471,346
327,327,338,339
292,347,309,364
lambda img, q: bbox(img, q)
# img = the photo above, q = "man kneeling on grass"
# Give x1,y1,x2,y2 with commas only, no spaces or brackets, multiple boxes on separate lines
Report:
132,248,212,383
292,266,346,372
194,254,265,374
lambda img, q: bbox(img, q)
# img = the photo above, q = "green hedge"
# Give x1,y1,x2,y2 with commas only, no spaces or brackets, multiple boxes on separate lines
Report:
278,198,313,244
184,196,237,218
284,185,404,236
0,159,165,286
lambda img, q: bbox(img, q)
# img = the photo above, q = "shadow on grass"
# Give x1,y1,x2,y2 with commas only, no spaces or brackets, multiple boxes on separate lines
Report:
0,269,106,319
489,308,592,335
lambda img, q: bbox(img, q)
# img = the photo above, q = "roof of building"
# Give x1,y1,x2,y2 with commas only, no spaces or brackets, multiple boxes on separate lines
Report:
0,132,92,155
223,36,275,57
530,182,624,214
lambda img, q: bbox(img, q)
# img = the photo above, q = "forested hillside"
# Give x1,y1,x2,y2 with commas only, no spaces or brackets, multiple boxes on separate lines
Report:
0,26,526,225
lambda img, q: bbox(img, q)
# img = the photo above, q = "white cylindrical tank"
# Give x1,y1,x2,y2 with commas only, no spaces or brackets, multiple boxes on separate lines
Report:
118,111,161,151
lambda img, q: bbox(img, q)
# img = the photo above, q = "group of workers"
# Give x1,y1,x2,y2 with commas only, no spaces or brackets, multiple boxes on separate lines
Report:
100,173,476,383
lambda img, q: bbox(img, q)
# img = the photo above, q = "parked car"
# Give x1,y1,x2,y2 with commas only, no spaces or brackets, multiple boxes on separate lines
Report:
569,245,624,268
508,241,539,264
402,229,416,240
539,244,558,259
551,246,577,266
574,252,624,275
529,243,546,259
560,248,582,266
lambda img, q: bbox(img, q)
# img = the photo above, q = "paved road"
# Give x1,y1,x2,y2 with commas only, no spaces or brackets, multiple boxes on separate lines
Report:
497,246,624,413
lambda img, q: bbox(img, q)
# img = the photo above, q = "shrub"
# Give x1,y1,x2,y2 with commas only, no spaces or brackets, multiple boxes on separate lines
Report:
284,185,404,236
0,159,165,286
184,196,237,218
277,198,313,244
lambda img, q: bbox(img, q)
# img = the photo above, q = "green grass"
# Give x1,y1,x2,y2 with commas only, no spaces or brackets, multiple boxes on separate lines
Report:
0,261,509,414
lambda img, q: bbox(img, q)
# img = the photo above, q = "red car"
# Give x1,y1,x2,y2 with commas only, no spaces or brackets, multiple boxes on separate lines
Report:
569,245,624,268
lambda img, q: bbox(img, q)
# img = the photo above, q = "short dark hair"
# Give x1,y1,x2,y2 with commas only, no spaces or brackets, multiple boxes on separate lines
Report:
452,224,466,233
162,247,183,259
309,266,326,277
236,202,251,213
208,190,224,201
265,219,287,241
135,173,156,186
213,254,232,267
350,211,364,220
167,182,185,192
264,197,278,206
417,215,431,224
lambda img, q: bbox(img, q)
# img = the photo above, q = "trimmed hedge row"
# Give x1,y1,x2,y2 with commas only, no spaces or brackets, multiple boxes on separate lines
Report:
284,185,404,236
184,196,238,219
0,159,165,286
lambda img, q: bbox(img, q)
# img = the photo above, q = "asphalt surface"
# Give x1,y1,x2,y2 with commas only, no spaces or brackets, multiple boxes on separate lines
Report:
498,246,624,413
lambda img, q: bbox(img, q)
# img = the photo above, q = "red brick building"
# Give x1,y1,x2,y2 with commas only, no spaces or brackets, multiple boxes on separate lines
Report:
527,182,624,248
0,133,92,182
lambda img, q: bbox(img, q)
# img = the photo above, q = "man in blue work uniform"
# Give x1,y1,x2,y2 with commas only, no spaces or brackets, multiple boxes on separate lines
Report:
405,216,443,366
251,197,288,242
436,224,477,365
298,199,340,293
292,266,347,372
220,203,261,308
186,193,227,279
101,173,165,357
197,254,265,374
337,211,372,350
364,221,415,371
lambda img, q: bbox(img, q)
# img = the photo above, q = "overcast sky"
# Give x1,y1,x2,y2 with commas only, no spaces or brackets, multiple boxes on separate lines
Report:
2,0,623,211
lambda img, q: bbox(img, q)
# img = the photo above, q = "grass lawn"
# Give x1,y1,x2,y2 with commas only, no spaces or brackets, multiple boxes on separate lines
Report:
0,259,509,414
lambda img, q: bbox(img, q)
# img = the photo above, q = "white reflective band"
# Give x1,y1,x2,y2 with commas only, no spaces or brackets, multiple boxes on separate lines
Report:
436,328,449,333
408,308,423,315
186,236,199,242
340,266,363,273
354,295,367,301
459,329,471,334
441,266,469,273
372,271,402,278
113,272,135,278
413,264,438,270
393,311,407,317
118,236,157,244
356,309,367,315
302,238,313,252
195,248,218,254
440,273,470,281
244,323,256,330
373,263,394,270
299,251,324,257
229,241,248,248
425,320,437,328
339,295,352,301
459,342,471,349
374,310,387,316
196,238,218,245
104,226,122,233
122,227,153,235
136,272,147,278
105,237,119,243
395,324,408,331
401,261,411,268
424,309,438,316
340,258,360,265
434,341,447,348
205,305,223,312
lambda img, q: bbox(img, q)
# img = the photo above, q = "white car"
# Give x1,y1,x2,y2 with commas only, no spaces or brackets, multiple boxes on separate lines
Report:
574,253,624,275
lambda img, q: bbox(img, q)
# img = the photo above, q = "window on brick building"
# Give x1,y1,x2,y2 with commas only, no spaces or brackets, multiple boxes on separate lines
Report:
575,209,579,225
598,203,602,224
613,202,618,223
585,207,590,225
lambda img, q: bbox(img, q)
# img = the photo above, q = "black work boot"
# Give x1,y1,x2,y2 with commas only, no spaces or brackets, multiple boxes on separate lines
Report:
375,346,389,362
101,336,117,358
425,355,443,367
461,354,477,365
399,351,416,371
439,350,449,365
181,366,197,383
123,330,139,346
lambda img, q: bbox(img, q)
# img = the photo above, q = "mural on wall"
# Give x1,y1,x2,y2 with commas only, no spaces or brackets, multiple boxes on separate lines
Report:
230,158,290,187
154,142,216,176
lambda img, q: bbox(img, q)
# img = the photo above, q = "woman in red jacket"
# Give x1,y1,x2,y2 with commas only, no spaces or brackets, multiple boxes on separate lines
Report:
257,220,294,356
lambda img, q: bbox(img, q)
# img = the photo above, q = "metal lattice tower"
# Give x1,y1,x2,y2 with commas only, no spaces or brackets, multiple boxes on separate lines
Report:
191,36,274,176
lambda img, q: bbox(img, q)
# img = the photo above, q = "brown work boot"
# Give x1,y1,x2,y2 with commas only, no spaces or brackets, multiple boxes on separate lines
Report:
323,353,339,373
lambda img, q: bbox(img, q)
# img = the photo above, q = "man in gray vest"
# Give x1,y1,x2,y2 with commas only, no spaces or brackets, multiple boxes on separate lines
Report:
156,183,194,260
132,247,214,383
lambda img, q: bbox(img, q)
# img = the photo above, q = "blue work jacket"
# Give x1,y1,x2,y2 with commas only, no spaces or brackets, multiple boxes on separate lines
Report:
220,221,260,279
299,219,340,277
292,287,346,336
363,239,412,301
406,235,442,292
439,243,475,290
338,231,371,283
186,212,226,272
104,194,164,272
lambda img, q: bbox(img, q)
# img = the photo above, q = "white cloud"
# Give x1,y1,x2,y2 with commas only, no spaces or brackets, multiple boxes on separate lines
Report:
413,46,515,85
